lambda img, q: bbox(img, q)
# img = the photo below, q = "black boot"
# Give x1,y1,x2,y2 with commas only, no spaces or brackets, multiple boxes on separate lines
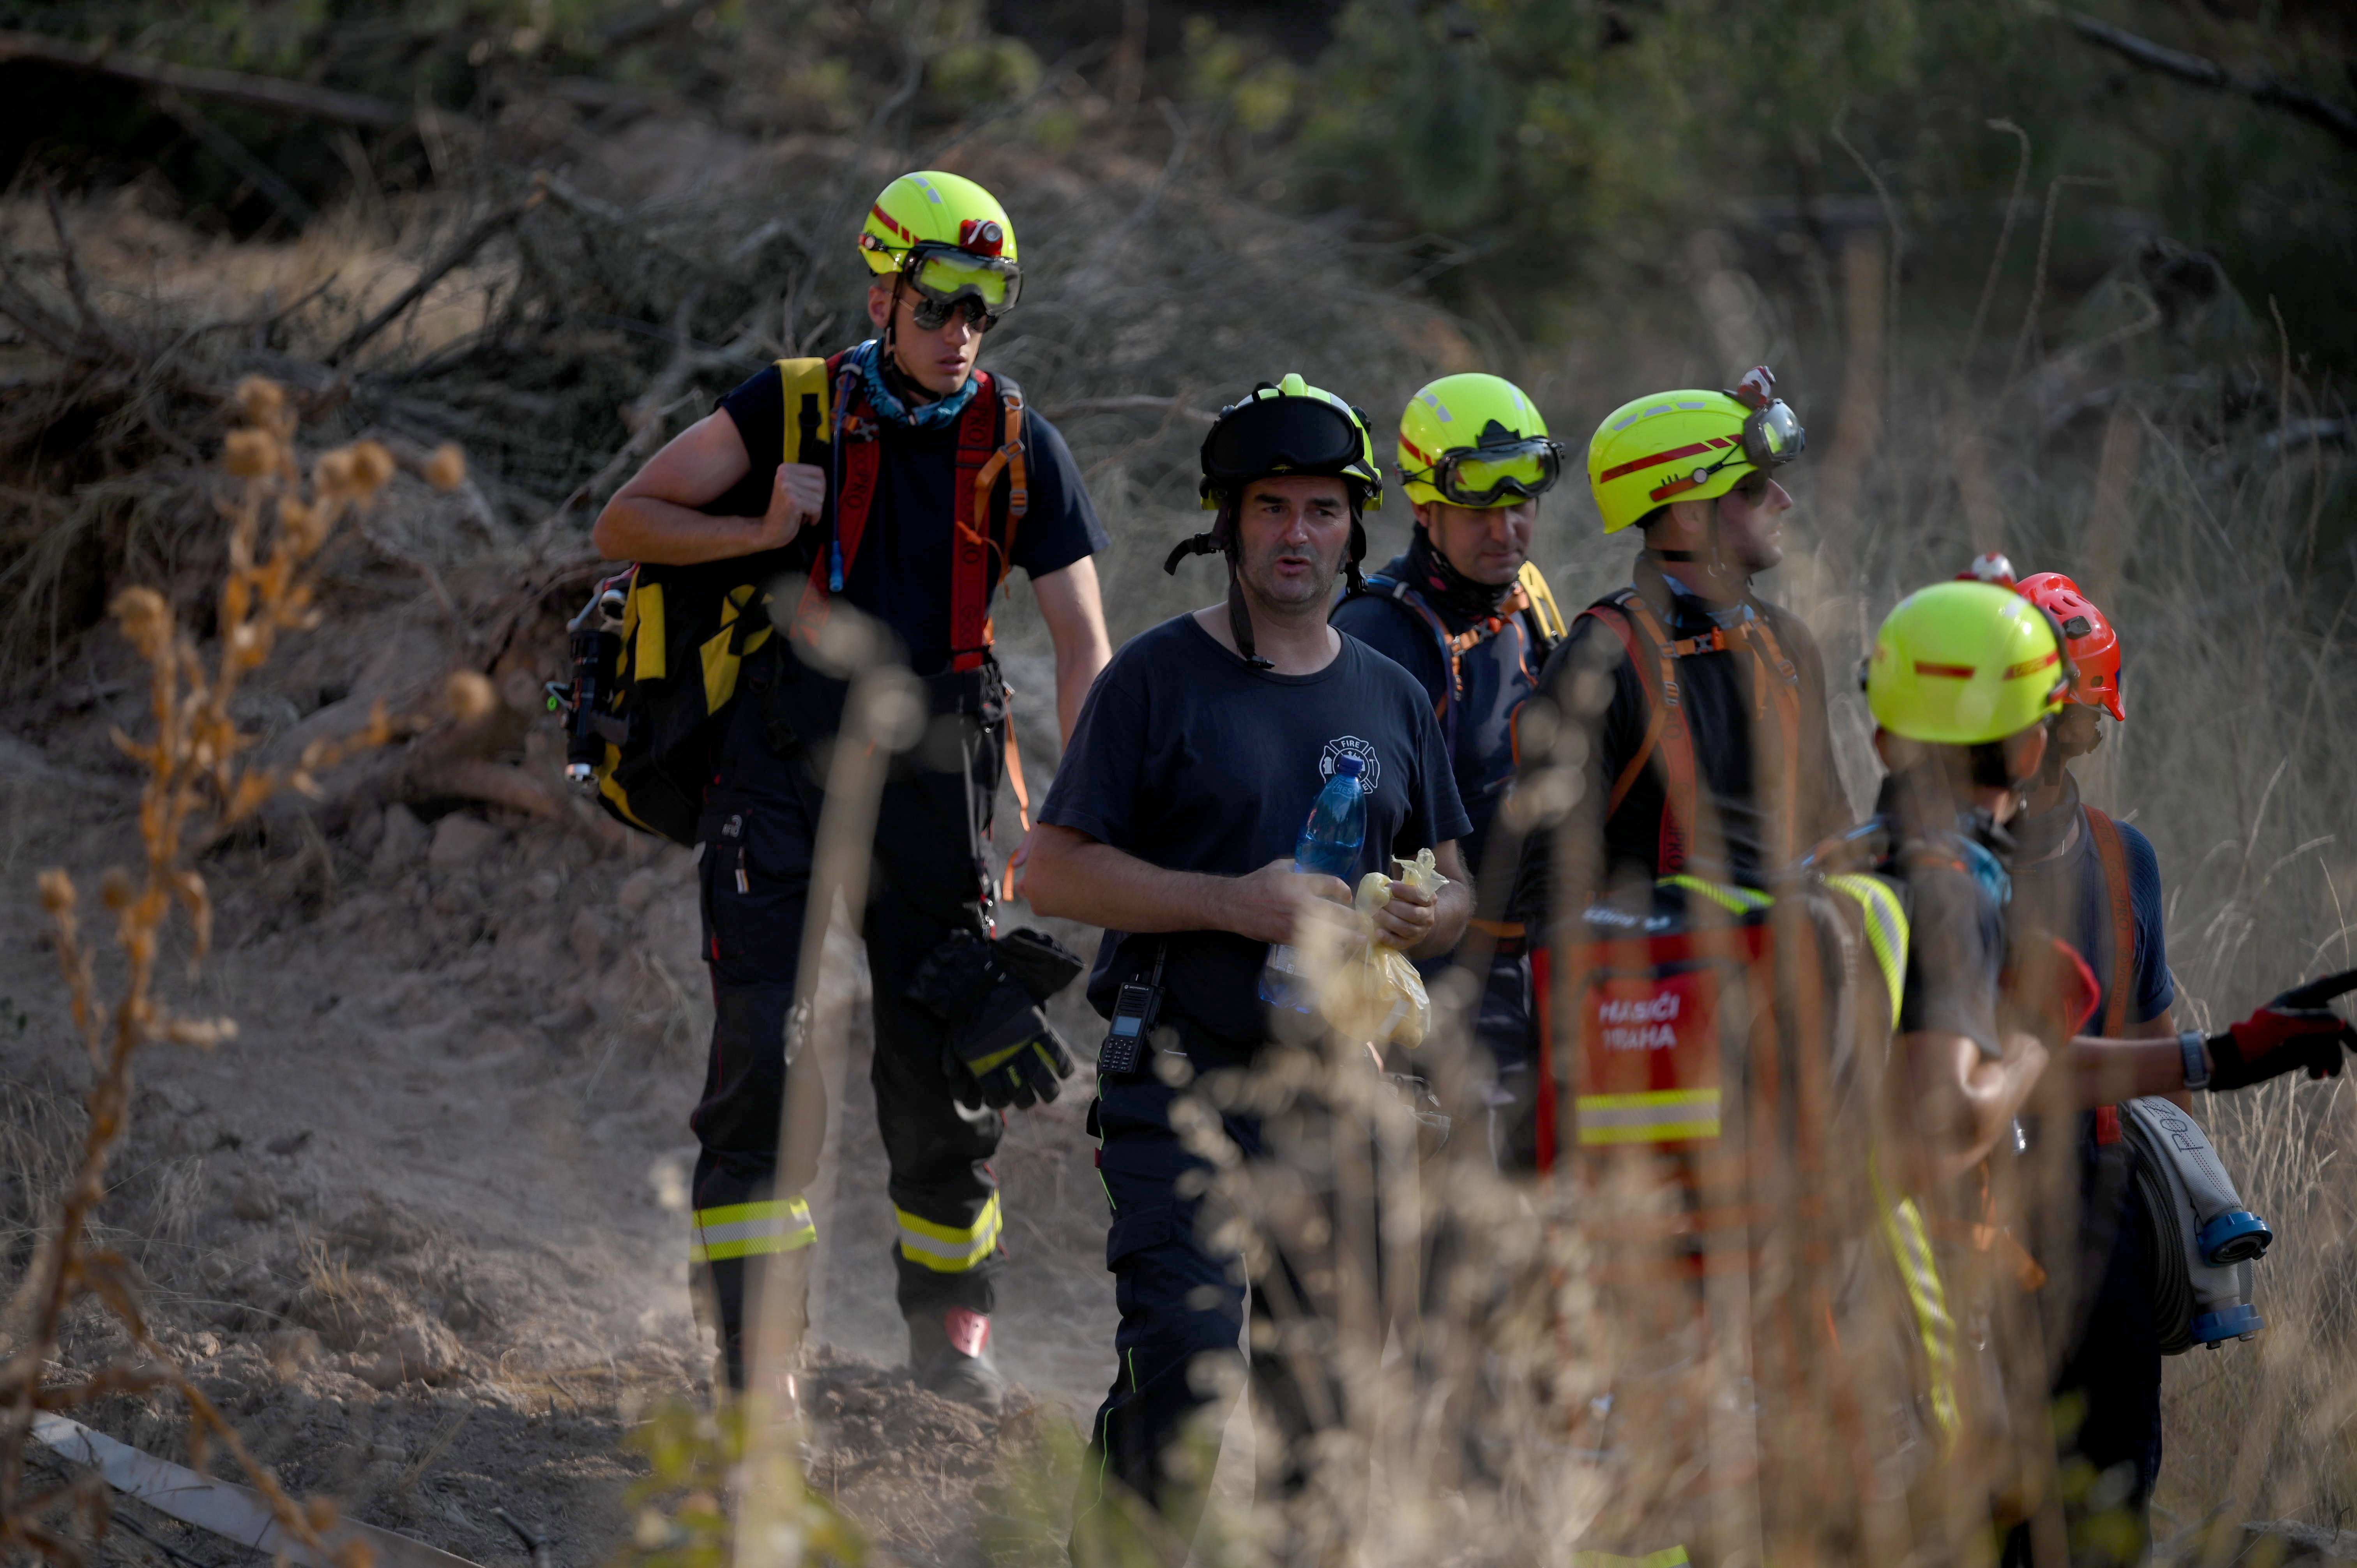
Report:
907,1305,1005,1413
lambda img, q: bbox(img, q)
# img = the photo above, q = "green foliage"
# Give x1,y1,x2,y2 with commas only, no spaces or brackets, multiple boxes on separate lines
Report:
1276,0,2355,366
618,1399,865,1568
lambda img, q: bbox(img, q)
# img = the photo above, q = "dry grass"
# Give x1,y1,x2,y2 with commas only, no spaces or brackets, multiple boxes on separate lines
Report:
0,377,484,1565
2,87,2351,1568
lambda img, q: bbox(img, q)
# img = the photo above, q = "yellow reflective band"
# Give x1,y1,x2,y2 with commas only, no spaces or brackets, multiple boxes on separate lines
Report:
1518,562,1568,641
1825,873,1910,1027
1575,1088,1721,1145
689,1197,815,1263
1873,1172,1959,1449
1572,1549,1690,1568
896,1193,1004,1273
629,580,666,681
1662,874,1772,914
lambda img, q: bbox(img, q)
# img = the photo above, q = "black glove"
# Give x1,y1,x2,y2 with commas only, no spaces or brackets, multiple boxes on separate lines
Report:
994,925,1085,1003
909,928,1080,1110
2206,990,2357,1091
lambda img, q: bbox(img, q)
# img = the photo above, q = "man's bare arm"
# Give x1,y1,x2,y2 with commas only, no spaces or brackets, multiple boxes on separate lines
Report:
2072,1010,2191,1106
1897,1028,2050,1185
590,410,824,564
1023,825,1350,944
1031,558,1113,748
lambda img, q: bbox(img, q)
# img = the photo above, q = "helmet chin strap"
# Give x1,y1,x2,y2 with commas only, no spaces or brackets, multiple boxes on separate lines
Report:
1163,496,1369,670
1644,505,1744,587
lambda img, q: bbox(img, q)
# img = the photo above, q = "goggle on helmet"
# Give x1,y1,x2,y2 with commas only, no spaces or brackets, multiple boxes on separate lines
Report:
1196,374,1384,512
1645,366,1806,505
1403,420,1568,508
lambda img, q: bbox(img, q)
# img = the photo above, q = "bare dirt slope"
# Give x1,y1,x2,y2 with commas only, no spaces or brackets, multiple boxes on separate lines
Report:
0,620,1121,1565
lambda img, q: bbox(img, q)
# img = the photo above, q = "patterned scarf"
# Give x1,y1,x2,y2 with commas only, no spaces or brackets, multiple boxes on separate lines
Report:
853,337,980,429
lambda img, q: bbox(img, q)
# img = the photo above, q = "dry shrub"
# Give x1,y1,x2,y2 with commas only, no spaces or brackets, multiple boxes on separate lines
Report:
0,378,472,1564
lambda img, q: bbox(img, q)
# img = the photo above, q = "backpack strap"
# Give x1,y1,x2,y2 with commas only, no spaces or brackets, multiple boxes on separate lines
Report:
950,371,1026,674
1365,572,1461,739
1740,614,1806,863
2085,805,2137,1037
775,355,834,468
786,352,876,658
1580,589,1701,874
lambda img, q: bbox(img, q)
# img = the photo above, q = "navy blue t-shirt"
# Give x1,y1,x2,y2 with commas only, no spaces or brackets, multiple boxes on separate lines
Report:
1330,568,1545,883
2010,788,2174,1029
716,357,1108,677
1037,614,1473,1047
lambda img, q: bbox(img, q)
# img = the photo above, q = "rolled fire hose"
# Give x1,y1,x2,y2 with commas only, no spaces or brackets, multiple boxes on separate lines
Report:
2118,1097,2271,1353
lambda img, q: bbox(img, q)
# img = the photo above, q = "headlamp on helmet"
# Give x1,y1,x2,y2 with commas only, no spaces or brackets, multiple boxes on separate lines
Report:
1648,366,1806,505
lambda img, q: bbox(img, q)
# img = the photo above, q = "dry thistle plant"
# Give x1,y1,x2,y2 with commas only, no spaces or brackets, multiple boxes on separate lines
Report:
0,378,480,1566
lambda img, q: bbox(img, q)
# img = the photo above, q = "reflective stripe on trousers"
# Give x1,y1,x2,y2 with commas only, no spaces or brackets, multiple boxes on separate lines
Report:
690,1196,816,1263
896,1191,1004,1273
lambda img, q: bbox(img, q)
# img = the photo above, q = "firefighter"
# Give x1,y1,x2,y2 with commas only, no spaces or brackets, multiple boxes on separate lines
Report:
591,170,1113,1410
1838,580,2353,1550
1023,374,1474,1553
1996,569,2355,1566
1331,372,1566,1166
1513,367,1850,947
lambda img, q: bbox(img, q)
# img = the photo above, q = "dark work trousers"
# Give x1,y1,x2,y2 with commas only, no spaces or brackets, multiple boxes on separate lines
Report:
2002,1141,2164,1568
688,667,1007,1389
1417,944,1537,1171
1073,1030,1394,1554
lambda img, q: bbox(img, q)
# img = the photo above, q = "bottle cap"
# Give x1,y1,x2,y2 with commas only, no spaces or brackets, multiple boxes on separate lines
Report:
1335,754,1364,777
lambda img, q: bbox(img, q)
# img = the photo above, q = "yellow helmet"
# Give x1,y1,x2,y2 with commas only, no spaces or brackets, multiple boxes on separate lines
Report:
1587,366,1806,534
1866,581,2070,745
857,171,1023,322
1397,373,1562,508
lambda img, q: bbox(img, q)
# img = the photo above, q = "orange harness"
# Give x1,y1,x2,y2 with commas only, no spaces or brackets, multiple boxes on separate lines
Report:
2085,805,2137,1038
1580,587,1804,874
789,354,1038,903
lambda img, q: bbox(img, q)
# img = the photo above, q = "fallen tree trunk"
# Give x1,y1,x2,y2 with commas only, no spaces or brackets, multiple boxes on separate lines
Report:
0,30,406,129
32,1411,482,1568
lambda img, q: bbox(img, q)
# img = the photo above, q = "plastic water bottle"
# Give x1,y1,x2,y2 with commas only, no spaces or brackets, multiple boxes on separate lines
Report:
1260,755,1368,1012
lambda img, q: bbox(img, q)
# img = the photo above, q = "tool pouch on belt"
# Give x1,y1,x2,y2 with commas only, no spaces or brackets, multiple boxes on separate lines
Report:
910,926,1083,1111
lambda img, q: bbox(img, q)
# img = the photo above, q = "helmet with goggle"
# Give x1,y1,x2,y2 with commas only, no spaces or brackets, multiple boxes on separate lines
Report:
857,170,1022,328
1168,373,1382,591
1588,366,1806,534
1196,374,1384,512
1398,373,1563,509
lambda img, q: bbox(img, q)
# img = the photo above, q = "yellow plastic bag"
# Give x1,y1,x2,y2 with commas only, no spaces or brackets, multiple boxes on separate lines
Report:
1316,849,1444,1048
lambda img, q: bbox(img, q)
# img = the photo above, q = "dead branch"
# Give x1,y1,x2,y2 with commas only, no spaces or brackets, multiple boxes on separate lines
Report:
2060,10,2357,150
410,758,564,819
328,189,545,367
150,90,317,229
0,30,405,130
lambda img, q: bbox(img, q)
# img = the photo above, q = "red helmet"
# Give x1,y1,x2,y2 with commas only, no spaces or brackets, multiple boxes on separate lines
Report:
2016,572,2124,722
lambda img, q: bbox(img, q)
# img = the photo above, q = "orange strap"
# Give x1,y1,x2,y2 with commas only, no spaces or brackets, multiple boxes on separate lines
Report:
998,703,1034,903
1742,615,1806,863
2085,806,2137,1037
1530,943,1557,1173
1582,593,1700,874
799,361,1028,677
949,374,1023,675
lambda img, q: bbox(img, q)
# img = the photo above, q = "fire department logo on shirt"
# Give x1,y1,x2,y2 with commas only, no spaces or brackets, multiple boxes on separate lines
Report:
1318,736,1380,790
